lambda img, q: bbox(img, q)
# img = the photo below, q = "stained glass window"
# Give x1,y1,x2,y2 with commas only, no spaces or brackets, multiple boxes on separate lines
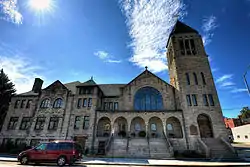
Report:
134,87,163,111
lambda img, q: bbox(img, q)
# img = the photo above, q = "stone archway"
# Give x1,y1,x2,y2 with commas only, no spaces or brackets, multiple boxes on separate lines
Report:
97,117,111,137
130,117,146,137
166,117,183,138
148,117,163,138
114,117,128,137
197,114,213,138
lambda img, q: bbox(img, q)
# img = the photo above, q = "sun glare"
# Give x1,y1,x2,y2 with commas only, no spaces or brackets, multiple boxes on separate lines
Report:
29,0,52,11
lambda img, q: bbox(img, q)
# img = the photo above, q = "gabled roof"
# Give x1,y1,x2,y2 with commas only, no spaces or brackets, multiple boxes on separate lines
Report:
64,81,81,94
77,79,97,87
167,20,198,47
125,69,172,88
44,80,69,91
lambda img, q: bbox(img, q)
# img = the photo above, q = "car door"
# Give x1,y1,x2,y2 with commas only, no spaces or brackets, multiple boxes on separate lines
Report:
29,143,48,161
45,142,60,161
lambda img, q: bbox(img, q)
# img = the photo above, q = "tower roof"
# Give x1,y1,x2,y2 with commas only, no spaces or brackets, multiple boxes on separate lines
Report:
166,20,198,47
170,20,198,36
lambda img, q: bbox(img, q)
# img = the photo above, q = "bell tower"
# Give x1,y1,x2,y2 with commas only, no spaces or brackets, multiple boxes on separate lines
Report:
166,20,227,149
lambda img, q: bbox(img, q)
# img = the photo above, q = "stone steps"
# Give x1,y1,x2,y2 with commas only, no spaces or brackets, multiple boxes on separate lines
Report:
202,138,238,159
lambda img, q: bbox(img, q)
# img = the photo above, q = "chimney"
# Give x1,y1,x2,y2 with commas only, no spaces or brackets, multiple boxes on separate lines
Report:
32,78,43,93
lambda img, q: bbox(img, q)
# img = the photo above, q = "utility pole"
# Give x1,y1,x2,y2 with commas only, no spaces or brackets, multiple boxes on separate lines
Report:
243,65,250,96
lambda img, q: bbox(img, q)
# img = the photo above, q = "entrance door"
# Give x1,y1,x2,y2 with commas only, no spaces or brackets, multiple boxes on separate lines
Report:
197,114,213,138
97,141,106,155
74,136,86,151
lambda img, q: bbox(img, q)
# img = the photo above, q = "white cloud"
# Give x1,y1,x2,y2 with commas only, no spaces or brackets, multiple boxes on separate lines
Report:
231,88,248,93
215,74,233,83
119,0,186,73
94,51,122,63
0,56,45,93
0,0,22,24
220,81,235,87
106,60,122,63
202,15,218,46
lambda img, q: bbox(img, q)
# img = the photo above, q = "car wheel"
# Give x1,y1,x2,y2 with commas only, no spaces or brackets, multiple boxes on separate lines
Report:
57,156,66,166
20,156,28,165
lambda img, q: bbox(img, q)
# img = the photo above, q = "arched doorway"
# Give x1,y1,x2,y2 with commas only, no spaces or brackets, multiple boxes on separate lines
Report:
114,117,128,137
166,117,183,138
197,114,213,138
148,117,163,138
97,117,111,137
130,117,146,137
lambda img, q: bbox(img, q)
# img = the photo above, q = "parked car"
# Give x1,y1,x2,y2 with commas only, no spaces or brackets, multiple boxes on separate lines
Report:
18,140,83,166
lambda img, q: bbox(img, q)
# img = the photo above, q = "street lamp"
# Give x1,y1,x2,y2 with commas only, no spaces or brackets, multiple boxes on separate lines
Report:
243,65,250,96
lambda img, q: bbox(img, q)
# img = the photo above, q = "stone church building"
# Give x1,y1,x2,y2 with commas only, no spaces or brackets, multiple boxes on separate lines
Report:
0,21,236,158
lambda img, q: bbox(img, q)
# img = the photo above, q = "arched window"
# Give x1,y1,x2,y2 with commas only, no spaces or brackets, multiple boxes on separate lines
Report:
201,72,206,85
134,87,163,111
53,98,63,108
185,73,190,85
40,99,50,108
193,73,198,85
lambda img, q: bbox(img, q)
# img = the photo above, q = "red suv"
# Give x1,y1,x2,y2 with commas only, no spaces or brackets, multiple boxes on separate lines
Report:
18,140,83,166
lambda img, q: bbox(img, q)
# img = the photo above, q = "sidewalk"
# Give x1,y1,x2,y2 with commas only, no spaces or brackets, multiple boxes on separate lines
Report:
1,155,250,166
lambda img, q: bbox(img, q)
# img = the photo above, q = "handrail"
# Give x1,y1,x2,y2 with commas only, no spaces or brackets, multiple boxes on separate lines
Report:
162,131,174,156
147,134,151,157
197,138,210,158
220,137,237,155
126,136,129,154
105,133,113,154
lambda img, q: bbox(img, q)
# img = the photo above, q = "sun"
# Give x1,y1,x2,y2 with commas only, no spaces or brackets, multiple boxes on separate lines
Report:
28,0,52,11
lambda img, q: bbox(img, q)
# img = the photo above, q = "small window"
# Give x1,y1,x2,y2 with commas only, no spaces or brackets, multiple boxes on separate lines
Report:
179,39,185,55
77,98,82,108
114,102,118,110
201,72,206,85
20,100,26,108
208,94,215,106
74,116,81,129
88,98,92,107
151,123,157,131
245,135,248,139
20,117,31,130
83,116,89,129
190,39,197,55
26,100,32,108
14,100,20,109
8,117,19,130
53,98,63,108
104,102,108,110
167,124,173,131
203,94,209,106
192,94,198,106
135,123,141,131
48,117,59,130
35,117,46,130
40,99,50,108
193,73,198,85
109,102,113,110
237,135,240,139
186,95,192,106
185,39,191,55
185,73,190,85
83,98,87,107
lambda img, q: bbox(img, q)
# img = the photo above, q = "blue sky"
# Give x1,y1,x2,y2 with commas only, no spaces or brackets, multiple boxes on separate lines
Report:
0,0,249,118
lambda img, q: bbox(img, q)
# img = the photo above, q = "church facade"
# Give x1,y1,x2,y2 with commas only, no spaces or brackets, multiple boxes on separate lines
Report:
0,21,234,158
